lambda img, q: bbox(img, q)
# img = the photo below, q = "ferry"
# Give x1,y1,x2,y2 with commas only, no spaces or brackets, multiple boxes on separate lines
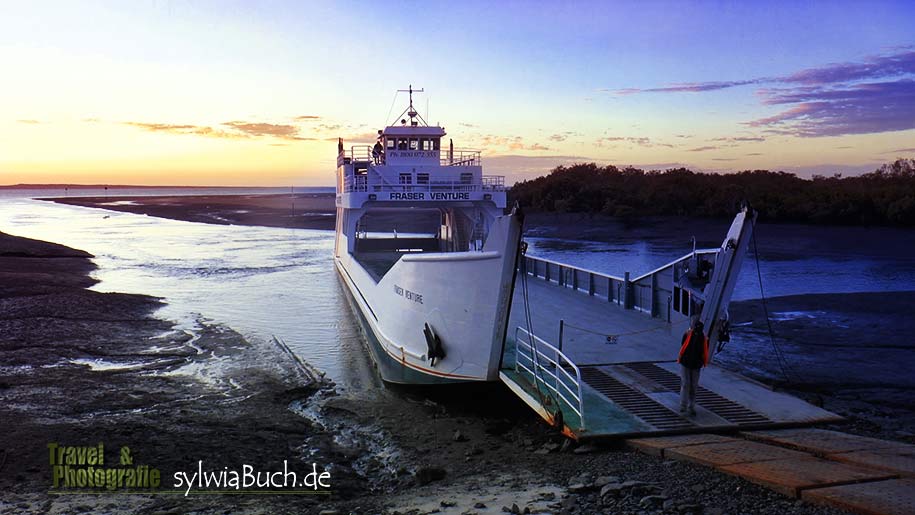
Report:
333,87,523,384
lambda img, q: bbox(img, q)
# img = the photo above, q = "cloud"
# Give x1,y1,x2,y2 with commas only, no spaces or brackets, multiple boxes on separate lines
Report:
222,121,300,139
746,152,764,156
123,122,246,139
17,119,40,124
595,136,671,148
330,132,379,144
606,79,763,96
124,119,316,141
607,49,915,138
474,134,550,151
711,136,765,142
608,49,915,96
293,115,321,121
712,158,737,161
687,146,719,152
885,147,915,153
748,79,915,137
548,131,580,142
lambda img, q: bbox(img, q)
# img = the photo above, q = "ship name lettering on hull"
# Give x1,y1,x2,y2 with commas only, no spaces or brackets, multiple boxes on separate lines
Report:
394,284,423,304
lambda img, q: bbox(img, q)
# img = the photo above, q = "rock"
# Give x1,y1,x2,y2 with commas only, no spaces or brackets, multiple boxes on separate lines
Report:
533,448,550,455
572,443,598,454
318,511,341,515
704,508,724,515
690,483,708,494
511,503,522,514
663,499,675,510
594,475,620,487
638,495,667,508
567,483,590,493
538,492,556,501
543,441,562,452
501,507,511,513
473,502,486,509
677,503,702,513
453,430,467,442
414,467,447,485
440,500,457,507
600,482,625,497
560,439,574,453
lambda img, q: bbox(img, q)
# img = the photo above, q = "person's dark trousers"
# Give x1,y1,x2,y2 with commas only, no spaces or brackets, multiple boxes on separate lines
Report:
679,365,700,414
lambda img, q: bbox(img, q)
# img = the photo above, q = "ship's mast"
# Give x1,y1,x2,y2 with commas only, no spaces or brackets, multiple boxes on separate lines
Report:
394,85,429,126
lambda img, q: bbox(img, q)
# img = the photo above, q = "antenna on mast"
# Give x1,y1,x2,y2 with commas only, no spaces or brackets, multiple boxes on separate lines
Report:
395,84,427,126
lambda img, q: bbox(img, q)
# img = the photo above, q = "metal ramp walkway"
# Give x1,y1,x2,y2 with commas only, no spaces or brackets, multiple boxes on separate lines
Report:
499,253,842,441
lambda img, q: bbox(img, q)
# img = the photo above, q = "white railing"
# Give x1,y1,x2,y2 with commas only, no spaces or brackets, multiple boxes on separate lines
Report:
514,326,585,429
441,149,481,166
522,248,718,319
342,175,506,193
337,146,482,167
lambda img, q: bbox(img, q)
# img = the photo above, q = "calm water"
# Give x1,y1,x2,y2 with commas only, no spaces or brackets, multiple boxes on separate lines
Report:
0,197,379,391
2,195,913,390
525,222,915,301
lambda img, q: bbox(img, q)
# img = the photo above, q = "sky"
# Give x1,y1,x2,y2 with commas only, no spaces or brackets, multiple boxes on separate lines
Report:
1,0,914,186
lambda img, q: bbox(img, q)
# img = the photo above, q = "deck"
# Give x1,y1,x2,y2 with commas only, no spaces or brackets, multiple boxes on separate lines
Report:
500,260,842,440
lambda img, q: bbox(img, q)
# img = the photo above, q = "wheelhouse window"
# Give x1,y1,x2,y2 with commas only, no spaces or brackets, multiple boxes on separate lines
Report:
409,138,418,151
433,138,440,150
417,173,429,185
397,138,407,150
460,172,473,184
386,138,395,150
399,173,412,184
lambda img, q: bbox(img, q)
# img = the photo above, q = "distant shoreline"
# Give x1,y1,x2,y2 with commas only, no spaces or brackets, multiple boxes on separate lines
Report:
44,193,337,230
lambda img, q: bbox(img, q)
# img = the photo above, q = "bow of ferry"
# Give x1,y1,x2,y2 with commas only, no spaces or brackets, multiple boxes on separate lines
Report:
333,90,522,384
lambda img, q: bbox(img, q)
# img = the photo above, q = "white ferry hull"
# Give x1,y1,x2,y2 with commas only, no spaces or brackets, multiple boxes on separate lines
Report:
335,212,523,384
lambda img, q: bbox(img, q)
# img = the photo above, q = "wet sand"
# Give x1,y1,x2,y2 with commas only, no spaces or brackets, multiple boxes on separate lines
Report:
0,228,856,513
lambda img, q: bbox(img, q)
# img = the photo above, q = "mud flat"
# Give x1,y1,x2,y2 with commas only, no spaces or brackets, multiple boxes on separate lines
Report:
0,230,855,515
46,193,337,230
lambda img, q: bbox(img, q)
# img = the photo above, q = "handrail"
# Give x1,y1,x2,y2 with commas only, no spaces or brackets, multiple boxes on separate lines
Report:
523,254,626,282
631,248,718,282
341,176,506,193
514,326,585,429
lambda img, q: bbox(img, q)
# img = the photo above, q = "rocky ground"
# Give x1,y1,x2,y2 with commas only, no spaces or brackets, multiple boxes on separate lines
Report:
0,230,859,515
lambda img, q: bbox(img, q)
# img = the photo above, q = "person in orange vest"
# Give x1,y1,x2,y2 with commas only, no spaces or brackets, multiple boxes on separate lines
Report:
678,319,709,416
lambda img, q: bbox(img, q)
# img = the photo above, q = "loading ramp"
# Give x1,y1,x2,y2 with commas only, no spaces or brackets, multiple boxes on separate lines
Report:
499,254,842,441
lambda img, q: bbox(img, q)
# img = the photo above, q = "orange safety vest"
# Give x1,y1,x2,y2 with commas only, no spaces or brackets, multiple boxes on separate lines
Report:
678,329,710,367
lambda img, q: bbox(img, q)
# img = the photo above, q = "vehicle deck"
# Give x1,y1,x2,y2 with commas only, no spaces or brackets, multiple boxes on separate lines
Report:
500,270,842,440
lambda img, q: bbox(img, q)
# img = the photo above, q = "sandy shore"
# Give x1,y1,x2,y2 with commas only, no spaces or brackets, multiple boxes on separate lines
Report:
0,229,855,514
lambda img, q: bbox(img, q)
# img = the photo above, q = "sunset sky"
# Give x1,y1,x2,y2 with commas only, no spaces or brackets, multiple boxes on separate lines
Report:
2,0,914,186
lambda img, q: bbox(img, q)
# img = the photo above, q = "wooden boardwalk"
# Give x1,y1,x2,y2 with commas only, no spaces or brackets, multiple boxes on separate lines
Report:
501,270,841,439
628,429,915,515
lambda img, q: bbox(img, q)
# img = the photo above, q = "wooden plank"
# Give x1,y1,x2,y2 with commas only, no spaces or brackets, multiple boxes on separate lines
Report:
721,457,898,498
802,478,915,515
743,428,912,455
626,434,738,457
666,440,808,467
828,448,915,477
